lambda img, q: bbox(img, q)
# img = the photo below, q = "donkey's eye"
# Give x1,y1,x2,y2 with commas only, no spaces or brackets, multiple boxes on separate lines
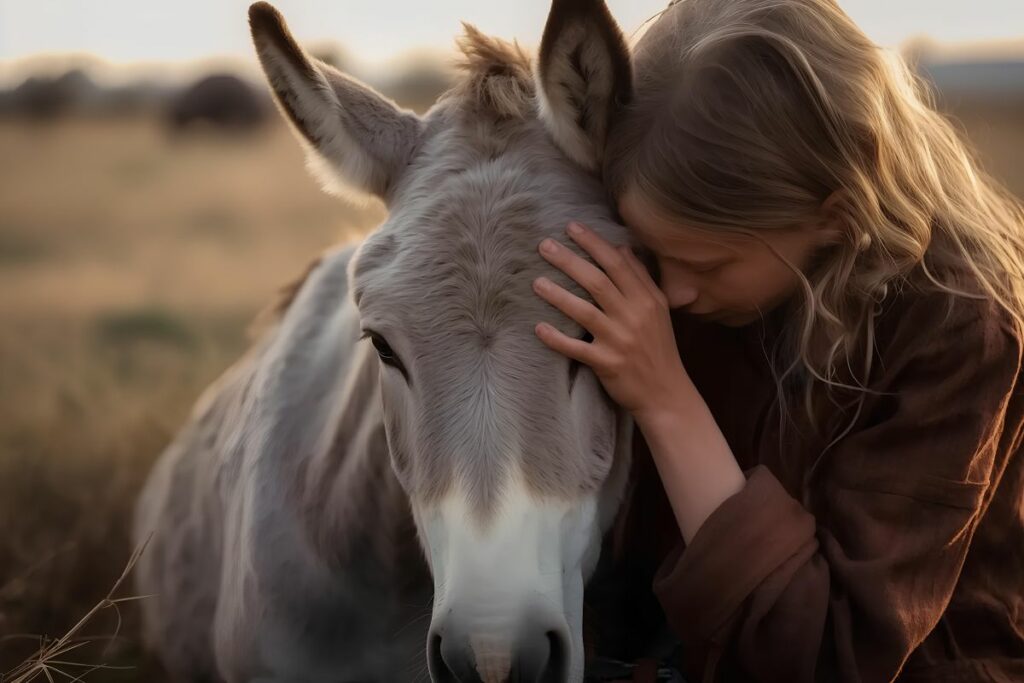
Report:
371,335,395,361
361,329,408,378
568,331,594,390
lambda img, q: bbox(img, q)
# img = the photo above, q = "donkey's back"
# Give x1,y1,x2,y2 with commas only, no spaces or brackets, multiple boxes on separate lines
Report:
132,267,318,681
133,333,257,680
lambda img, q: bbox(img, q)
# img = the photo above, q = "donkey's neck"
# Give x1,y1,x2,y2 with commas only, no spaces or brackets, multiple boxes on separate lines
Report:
254,244,423,580
300,342,421,577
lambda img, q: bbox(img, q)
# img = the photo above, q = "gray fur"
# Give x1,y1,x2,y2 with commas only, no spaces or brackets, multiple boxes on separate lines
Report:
134,2,634,681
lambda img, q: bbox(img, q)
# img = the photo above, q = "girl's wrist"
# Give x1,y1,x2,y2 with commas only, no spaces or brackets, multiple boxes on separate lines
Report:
632,378,703,435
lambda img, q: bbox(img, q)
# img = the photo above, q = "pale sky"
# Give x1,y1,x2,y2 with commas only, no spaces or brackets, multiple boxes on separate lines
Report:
0,0,1022,66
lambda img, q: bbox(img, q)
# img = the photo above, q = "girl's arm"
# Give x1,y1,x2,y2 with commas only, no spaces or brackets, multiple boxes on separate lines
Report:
633,386,746,543
533,222,747,541
532,222,749,540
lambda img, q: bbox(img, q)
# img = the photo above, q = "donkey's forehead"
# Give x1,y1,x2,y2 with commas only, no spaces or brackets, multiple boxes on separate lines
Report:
351,116,626,330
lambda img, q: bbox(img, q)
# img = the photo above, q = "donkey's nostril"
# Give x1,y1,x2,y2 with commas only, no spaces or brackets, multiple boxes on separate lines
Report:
428,631,459,683
513,627,569,683
542,629,569,683
429,628,481,683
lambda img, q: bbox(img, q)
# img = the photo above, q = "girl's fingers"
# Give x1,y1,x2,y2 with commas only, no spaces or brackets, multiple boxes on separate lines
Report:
533,277,618,340
538,234,627,315
534,322,605,367
564,222,647,301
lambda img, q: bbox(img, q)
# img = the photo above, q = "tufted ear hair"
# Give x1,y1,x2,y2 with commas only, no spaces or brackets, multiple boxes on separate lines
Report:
535,0,633,172
248,2,423,203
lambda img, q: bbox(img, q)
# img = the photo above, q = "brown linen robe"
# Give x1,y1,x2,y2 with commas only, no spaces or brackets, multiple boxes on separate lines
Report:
587,283,1024,683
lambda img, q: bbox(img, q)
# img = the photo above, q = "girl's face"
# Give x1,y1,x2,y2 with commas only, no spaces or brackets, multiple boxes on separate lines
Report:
618,188,826,327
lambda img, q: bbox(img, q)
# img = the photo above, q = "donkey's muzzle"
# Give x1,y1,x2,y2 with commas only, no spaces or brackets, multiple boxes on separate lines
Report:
428,617,570,683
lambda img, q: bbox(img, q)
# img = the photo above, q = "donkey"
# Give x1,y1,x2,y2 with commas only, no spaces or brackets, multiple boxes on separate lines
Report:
134,1,636,681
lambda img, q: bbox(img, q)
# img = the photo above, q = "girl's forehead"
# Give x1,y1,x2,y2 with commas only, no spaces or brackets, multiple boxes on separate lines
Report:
617,188,745,257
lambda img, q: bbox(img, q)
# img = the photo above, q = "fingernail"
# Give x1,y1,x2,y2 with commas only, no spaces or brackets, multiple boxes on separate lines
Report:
567,222,584,236
533,277,550,291
540,239,557,254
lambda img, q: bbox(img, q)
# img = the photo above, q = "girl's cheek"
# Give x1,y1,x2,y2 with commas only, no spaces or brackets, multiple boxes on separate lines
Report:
722,275,769,311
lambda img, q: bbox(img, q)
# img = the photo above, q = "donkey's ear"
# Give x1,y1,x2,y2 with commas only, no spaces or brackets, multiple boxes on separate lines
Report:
248,2,423,202
535,0,632,171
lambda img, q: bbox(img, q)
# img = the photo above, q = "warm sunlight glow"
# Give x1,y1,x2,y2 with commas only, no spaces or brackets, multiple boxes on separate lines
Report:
1,0,1021,66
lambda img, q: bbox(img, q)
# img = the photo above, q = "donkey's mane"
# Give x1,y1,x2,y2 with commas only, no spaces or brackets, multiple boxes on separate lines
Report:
450,24,536,119
248,254,324,337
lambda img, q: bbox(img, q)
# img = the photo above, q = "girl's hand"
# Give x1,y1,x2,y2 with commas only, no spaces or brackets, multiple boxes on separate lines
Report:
533,221,697,423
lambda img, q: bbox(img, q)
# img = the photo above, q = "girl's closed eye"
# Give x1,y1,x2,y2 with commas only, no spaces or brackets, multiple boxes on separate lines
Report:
690,262,728,275
674,257,730,275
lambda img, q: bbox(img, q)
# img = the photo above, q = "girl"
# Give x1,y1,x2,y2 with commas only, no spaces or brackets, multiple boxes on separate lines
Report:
531,0,1024,681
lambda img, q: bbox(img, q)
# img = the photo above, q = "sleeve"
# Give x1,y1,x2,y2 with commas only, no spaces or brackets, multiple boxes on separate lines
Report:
652,304,1022,683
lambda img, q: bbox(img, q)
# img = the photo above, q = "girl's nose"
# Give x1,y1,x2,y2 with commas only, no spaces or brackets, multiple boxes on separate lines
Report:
665,285,699,309
657,265,699,309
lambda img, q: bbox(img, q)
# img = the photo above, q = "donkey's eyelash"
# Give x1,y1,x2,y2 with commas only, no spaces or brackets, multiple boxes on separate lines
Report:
359,327,387,342
359,328,387,343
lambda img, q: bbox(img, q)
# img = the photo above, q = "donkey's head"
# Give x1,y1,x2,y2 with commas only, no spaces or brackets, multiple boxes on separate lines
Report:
250,2,633,681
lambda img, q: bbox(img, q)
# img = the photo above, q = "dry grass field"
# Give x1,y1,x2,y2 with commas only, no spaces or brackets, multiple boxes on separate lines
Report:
0,94,1021,680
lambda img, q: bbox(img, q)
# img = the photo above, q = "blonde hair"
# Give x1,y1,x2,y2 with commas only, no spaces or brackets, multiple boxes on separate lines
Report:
605,0,1024,441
